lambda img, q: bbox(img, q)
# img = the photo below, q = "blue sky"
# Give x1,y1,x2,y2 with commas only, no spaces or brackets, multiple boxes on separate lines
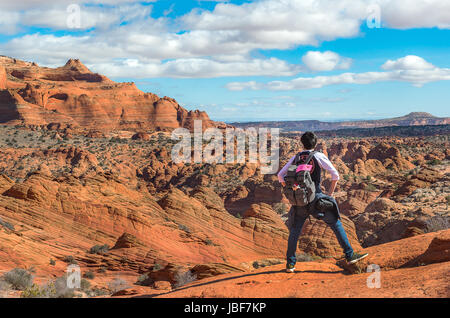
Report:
0,0,449,122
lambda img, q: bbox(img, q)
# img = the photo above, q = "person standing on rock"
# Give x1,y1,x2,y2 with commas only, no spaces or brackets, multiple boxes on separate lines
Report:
278,131,368,273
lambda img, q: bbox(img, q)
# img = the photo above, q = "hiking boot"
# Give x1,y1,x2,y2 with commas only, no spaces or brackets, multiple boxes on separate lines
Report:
346,252,369,265
286,264,296,273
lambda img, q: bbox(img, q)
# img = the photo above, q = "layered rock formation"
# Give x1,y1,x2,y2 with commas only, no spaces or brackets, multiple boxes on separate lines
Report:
133,229,450,298
0,56,221,132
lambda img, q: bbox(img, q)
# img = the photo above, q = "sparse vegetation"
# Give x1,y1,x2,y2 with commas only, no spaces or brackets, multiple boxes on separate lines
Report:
62,255,78,265
21,283,56,298
83,271,95,280
1,268,34,290
204,238,214,246
0,217,14,231
424,215,450,233
107,278,130,293
136,273,153,287
365,184,377,192
178,224,191,233
89,244,110,255
427,159,442,166
273,202,288,215
296,253,322,262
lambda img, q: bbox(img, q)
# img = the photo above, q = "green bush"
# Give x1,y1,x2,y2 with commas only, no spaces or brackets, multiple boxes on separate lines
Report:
427,159,441,166
21,283,56,298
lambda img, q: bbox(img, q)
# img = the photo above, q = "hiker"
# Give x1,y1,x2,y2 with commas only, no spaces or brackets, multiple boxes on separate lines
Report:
278,131,368,273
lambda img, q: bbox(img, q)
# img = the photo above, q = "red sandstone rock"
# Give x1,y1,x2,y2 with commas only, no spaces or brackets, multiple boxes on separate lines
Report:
0,57,218,131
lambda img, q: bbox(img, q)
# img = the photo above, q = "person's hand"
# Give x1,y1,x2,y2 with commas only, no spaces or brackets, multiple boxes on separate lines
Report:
281,182,286,187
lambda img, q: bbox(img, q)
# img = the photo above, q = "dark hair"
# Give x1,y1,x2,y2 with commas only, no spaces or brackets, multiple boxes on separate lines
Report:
301,131,317,150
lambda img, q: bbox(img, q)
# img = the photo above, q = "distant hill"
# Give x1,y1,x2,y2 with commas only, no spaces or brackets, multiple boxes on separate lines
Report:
231,112,450,132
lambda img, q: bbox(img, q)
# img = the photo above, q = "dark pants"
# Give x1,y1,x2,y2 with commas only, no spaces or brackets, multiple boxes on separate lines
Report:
286,203,354,266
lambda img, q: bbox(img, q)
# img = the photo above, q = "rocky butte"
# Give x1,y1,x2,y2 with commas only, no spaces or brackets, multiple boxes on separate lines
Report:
0,56,224,132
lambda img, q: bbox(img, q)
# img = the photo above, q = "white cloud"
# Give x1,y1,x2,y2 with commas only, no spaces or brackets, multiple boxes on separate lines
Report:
1,0,450,78
377,0,450,29
302,51,352,72
91,57,300,78
226,56,450,90
381,55,435,70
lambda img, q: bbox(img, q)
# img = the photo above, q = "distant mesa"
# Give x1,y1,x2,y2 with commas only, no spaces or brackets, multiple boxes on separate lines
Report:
232,112,449,132
0,56,225,132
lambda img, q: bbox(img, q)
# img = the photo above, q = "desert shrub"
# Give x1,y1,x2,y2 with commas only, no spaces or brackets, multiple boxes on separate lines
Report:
62,255,78,265
83,271,95,280
136,273,153,287
204,239,214,246
80,279,91,291
427,159,441,166
89,288,109,297
365,184,377,192
424,215,450,233
174,270,197,289
89,244,110,255
152,263,162,271
107,278,129,293
0,280,11,291
52,275,75,298
2,268,34,290
0,217,14,231
120,256,128,264
49,259,56,266
273,202,288,215
98,267,107,273
296,253,321,262
21,283,56,298
178,224,191,233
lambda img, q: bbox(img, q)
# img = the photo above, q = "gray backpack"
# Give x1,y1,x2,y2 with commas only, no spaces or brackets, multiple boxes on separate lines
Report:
283,151,317,207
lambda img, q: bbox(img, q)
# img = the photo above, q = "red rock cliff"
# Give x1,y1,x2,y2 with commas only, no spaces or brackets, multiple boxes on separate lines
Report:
0,56,221,131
